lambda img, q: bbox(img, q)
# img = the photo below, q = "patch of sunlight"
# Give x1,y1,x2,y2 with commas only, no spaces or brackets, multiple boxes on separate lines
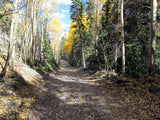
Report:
90,96,107,106
54,86,108,106
110,103,121,107
66,97,86,105
55,91,70,101
54,90,87,105
83,79,99,82
59,68,65,71
80,79,100,85
50,74,78,83
50,73,94,86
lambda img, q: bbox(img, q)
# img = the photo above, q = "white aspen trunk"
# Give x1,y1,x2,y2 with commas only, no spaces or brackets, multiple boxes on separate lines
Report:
24,8,29,64
20,11,25,59
103,52,108,72
95,4,98,46
10,0,20,70
24,31,26,64
82,43,86,68
25,2,31,62
40,16,44,62
95,3,99,56
121,0,125,75
34,8,38,61
149,0,157,75
31,0,37,62
115,41,118,71
33,0,37,61
28,20,32,60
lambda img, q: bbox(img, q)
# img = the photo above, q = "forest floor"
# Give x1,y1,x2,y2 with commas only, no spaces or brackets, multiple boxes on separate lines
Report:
34,60,160,120
0,59,159,119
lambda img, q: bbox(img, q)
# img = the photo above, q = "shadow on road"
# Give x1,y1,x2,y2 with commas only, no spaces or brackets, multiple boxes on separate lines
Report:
34,60,131,120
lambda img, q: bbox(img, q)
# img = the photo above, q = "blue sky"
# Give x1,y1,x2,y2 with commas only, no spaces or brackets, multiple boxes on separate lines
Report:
55,0,72,34
54,0,88,38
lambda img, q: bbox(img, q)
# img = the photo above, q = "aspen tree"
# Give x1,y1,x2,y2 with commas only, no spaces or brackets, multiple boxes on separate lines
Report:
121,0,125,75
149,0,157,75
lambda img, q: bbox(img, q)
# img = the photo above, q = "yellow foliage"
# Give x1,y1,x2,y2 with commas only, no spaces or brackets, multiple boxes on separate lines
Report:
50,5,56,11
64,21,77,53
6,3,13,9
90,0,106,6
64,13,90,54
0,2,13,18
89,0,106,30
49,18,62,33
81,13,90,32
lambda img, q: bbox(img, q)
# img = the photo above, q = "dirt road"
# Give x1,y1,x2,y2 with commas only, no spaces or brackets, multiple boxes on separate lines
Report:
34,60,132,120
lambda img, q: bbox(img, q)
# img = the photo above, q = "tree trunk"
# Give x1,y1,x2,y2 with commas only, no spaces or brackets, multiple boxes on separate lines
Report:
10,0,20,70
95,4,99,56
121,0,125,75
0,0,20,78
149,0,157,75
95,4,98,47
103,52,108,72
114,2,119,72
24,4,29,64
20,13,25,59
31,0,37,63
40,17,44,62
115,41,118,71
0,43,11,79
82,43,86,68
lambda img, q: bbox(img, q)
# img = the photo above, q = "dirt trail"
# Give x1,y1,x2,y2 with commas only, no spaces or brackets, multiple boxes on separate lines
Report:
34,60,130,120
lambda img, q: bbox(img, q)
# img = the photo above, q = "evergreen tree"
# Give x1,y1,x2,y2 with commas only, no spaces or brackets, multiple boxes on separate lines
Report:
69,0,89,68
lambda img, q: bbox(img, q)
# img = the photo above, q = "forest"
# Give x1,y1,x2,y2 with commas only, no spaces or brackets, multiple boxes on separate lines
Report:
63,0,160,77
0,0,160,119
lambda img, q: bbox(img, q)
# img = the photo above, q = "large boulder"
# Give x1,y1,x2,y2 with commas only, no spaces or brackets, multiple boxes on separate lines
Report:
0,50,45,90
14,61,45,90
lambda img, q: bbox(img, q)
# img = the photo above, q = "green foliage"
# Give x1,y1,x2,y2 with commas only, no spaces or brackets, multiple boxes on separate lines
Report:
69,43,82,67
43,28,52,63
89,0,116,71
63,0,160,77
26,24,59,72
39,26,59,71
39,62,52,71
155,40,160,74
67,0,90,67
60,36,67,59
0,16,11,34
124,2,151,76
86,54,101,70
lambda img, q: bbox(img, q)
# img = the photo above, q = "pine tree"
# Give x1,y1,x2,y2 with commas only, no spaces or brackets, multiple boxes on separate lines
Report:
69,0,89,68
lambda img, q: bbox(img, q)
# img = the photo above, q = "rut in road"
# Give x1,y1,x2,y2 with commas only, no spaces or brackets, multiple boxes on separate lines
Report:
34,60,126,120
